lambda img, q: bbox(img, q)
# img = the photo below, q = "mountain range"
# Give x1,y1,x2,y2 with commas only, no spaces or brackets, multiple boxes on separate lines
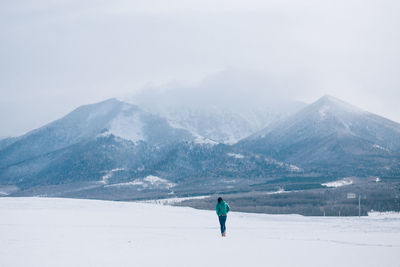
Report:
0,95,399,200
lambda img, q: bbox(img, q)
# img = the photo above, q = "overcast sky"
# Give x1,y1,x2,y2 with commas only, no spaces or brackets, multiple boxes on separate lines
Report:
1,0,400,137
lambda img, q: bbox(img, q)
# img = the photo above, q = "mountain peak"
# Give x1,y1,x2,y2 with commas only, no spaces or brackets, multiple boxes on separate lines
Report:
316,94,351,106
318,94,342,103
311,95,364,117
102,97,119,102
89,97,123,108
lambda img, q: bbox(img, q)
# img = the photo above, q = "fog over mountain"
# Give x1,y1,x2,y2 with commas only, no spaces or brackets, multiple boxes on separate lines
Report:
1,0,400,137
127,69,306,143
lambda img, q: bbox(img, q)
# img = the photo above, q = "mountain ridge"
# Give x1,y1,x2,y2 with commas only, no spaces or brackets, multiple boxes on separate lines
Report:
0,94,399,199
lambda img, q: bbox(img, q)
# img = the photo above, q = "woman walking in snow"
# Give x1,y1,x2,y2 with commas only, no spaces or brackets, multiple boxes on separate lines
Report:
216,197,230,237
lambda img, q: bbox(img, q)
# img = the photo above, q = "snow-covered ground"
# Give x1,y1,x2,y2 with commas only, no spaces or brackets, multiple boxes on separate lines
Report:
322,177,354,188
1,198,399,267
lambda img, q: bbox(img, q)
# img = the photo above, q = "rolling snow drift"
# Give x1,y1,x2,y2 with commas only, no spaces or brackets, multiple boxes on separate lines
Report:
0,197,399,267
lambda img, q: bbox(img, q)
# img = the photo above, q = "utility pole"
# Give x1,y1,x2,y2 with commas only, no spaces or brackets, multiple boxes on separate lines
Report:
358,194,361,217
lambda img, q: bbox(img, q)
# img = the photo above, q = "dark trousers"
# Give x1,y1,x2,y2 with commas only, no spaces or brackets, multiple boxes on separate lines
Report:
218,215,227,234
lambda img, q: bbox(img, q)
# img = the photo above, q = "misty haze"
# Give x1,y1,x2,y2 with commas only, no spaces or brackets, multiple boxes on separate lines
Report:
1,1,399,267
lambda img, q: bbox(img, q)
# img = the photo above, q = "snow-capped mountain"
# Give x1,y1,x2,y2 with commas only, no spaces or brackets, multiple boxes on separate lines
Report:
0,98,297,197
0,98,195,168
239,95,400,173
1,95,399,199
0,98,202,189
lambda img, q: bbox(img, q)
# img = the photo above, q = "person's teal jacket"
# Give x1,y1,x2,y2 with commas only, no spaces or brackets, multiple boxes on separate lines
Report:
216,201,230,216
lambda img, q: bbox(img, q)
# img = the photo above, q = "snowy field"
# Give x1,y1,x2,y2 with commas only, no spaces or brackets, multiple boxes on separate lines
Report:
1,198,399,267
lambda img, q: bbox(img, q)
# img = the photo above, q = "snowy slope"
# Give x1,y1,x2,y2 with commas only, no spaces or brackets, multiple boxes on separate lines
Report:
1,197,399,267
249,95,400,148
239,95,400,170
146,104,304,144
0,98,195,168
0,98,201,189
